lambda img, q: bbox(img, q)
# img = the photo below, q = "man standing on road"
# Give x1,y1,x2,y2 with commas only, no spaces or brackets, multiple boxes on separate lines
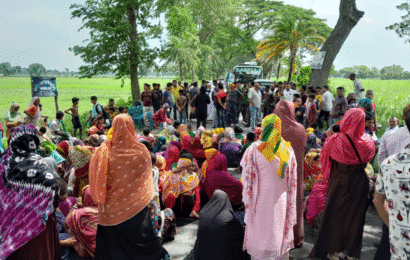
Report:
318,85,334,130
171,80,181,120
141,83,155,128
329,86,347,126
248,82,262,131
349,73,365,102
373,105,410,260
374,113,410,260
283,82,298,102
240,82,250,126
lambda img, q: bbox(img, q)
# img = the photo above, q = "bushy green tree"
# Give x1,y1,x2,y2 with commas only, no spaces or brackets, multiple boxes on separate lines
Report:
386,0,410,43
28,63,46,77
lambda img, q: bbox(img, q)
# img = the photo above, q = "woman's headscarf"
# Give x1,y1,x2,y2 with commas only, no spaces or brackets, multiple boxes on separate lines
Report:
160,128,175,144
42,157,60,178
359,98,374,115
254,127,262,140
306,108,375,224
165,145,181,171
258,115,292,178
0,125,59,260
195,190,246,260
27,97,41,126
72,138,84,147
200,130,215,150
177,124,188,133
196,126,205,137
182,135,206,159
66,204,98,257
224,128,236,141
306,133,321,155
153,136,167,153
89,114,154,209
82,185,97,207
200,148,220,181
164,141,182,159
87,134,100,147
4,102,22,122
56,140,72,160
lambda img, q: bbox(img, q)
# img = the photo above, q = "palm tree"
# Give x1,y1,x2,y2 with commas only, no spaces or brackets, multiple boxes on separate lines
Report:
162,32,200,81
256,13,325,82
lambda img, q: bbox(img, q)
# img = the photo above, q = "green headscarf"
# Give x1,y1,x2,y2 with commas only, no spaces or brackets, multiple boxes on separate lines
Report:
4,103,22,122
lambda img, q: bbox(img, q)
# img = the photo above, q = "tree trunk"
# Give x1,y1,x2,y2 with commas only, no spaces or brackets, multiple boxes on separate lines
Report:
309,0,364,86
192,67,195,82
276,62,281,80
127,6,140,102
287,53,295,82
179,61,184,81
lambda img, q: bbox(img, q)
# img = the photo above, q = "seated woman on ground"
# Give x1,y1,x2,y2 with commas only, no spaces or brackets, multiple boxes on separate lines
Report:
219,128,243,168
162,150,201,218
152,103,173,129
87,116,105,136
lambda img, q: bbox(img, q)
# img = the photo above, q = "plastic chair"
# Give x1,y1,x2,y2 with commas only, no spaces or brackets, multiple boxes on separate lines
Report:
146,111,155,131
128,105,145,130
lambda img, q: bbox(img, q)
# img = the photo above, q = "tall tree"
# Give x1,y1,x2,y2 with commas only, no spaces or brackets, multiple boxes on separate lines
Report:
309,0,364,86
28,63,46,77
257,12,325,82
0,62,13,76
70,0,167,101
386,0,410,43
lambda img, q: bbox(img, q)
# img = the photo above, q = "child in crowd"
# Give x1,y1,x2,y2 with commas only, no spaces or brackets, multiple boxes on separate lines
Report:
234,125,244,144
64,97,82,139
293,93,300,105
311,123,322,139
188,124,195,138
118,107,128,114
138,127,155,146
38,127,57,156
307,94,318,128
365,113,375,135
241,132,255,155
295,98,305,125
176,89,188,124
151,153,160,206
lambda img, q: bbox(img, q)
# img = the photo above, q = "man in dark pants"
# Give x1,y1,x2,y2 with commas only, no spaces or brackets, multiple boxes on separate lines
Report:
240,82,250,126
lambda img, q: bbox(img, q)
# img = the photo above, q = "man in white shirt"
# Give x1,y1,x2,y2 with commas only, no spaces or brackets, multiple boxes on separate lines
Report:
283,82,298,102
377,117,399,145
374,114,410,260
374,105,410,259
248,82,262,131
49,111,69,143
349,73,365,102
318,85,334,130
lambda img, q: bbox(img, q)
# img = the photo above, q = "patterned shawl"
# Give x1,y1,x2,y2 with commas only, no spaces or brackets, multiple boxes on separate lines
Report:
257,114,291,179
4,102,23,122
0,125,59,259
162,158,200,201
26,97,41,126
200,130,215,150
200,148,219,182
153,136,167,153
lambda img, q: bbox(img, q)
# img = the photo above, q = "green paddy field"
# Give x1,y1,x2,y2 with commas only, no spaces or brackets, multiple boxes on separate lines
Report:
0,76,409,134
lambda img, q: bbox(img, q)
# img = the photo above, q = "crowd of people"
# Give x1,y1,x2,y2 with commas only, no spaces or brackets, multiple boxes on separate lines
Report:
0,72,409,260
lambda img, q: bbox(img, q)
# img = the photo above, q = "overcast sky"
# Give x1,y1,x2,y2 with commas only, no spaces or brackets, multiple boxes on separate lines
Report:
1,0,409,71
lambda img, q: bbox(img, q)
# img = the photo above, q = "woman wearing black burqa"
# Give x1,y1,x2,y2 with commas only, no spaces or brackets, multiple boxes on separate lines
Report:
194,190,250,260
194,86,210,129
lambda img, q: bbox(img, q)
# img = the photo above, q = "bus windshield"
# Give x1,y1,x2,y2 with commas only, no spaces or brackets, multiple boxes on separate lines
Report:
233,66,263,83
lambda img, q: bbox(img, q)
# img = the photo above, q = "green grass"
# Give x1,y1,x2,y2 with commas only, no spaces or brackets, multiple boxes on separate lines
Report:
0,77,172,129
1,77,409,136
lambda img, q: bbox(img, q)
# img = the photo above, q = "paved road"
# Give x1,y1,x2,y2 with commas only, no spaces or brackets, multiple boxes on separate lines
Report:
152,119,383,260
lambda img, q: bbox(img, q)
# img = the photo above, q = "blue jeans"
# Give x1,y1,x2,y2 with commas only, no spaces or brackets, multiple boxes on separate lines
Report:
216,108,226,128
179,110,187,124
173,104,178,120
249,106,261,130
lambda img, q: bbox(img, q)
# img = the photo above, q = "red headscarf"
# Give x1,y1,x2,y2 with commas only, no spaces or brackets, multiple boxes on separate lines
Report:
181,135,206,159
165,145,180,171
306,108,375,225
254,127,262,140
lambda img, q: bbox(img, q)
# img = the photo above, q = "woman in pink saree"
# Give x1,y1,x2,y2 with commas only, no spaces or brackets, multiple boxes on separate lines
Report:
65,186,98,258
241,114,297,260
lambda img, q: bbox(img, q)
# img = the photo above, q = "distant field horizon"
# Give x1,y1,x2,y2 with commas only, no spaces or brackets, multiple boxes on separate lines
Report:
1,76,409,135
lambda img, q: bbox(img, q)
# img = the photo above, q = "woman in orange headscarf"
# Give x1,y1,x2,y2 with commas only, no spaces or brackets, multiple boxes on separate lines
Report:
89,114,169,259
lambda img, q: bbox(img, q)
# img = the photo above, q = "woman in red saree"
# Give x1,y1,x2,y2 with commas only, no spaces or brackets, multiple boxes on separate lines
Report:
66,186,98,258
308,108,375,259
200,149,243,205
